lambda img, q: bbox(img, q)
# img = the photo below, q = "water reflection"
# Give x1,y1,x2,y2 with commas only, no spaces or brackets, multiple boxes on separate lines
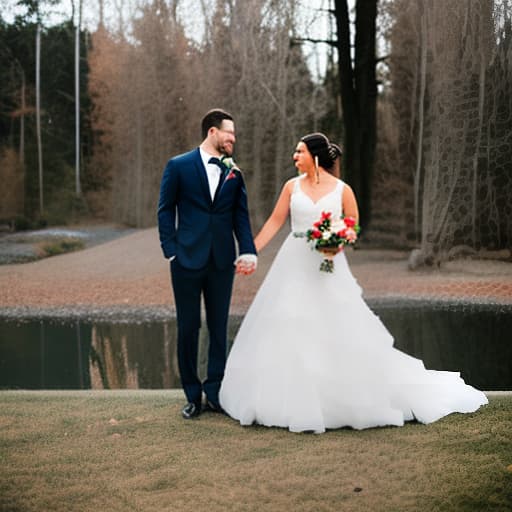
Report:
88,323,177,389
0,301,511,390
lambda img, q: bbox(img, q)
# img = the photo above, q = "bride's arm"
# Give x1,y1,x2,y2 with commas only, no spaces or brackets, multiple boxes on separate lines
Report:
342,184,359,223
254,180,293,252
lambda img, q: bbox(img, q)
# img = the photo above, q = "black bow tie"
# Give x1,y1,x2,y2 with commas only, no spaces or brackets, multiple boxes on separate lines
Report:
208,157,228,172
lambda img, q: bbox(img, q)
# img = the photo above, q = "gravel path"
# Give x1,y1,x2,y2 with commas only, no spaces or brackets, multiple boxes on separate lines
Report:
1,227,511,320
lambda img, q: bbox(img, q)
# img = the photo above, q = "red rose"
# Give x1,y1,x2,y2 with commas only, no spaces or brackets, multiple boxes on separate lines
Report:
344,216,356,228
337,229,347,238
321,211,332,220
313,221,321,228
312,230,322,239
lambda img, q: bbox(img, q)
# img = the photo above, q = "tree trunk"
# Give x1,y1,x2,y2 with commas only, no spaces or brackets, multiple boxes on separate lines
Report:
36,24,44,215
414,6,427,240
135,106,143,228
334,0,378,229
98,0,104,27
20,70,25,165
75,0,82,196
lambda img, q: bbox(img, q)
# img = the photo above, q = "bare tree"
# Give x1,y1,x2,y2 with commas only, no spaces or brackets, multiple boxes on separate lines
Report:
387,0,512,264
72,0,82,196
88,0,318,227
19,69,26,165
203,0,319,226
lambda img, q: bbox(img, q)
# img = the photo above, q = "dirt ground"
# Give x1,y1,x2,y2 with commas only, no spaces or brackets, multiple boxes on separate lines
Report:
0,227,511,314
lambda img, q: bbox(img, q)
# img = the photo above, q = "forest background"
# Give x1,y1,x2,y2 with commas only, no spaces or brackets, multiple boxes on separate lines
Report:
1,0,511,264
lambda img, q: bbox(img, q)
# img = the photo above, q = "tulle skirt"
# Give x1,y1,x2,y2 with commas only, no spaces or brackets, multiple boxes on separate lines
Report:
219,234,488,433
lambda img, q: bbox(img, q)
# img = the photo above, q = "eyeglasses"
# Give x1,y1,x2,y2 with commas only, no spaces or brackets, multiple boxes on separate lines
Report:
217,128,235,136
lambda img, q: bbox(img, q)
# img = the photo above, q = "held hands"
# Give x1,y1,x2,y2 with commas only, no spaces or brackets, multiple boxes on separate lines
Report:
235,254,257,275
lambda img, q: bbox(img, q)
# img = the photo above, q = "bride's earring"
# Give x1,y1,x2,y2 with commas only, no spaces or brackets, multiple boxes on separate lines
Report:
315,156,319,184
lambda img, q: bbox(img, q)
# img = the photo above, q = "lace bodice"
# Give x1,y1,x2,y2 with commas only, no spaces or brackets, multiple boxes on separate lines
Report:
290,175,345,232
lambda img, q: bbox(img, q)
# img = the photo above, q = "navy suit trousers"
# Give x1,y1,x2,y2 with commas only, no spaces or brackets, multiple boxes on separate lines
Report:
170,257,234,406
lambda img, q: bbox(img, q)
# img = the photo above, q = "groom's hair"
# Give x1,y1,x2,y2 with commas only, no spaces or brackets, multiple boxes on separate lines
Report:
201,109,234,139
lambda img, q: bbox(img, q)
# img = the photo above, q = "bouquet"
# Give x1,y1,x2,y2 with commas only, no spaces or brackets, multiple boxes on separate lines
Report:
294,211,360,272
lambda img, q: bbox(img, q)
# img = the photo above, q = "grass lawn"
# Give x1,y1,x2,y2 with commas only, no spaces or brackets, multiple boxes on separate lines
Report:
0,391,511,512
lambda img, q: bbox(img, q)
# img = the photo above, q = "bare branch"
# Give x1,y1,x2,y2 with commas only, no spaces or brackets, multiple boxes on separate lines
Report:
291,37,337,47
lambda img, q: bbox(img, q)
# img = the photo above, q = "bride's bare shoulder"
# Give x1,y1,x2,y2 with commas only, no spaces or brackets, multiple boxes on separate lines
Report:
283,176,300,192
342,182,355,195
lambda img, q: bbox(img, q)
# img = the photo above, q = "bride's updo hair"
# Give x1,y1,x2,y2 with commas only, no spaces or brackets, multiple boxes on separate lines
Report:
301,132,338,172
329,143,343,178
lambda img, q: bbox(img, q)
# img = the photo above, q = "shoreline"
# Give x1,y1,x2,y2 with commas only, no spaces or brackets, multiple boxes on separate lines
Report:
1,295,512,323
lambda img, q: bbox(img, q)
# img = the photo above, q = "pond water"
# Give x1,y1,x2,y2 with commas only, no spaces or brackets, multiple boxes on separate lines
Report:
1,300,511,391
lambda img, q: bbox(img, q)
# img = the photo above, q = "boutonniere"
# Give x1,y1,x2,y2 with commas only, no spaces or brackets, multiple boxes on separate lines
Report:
220,156,241,181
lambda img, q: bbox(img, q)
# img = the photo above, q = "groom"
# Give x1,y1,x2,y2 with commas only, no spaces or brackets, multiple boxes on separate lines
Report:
158,109,257,419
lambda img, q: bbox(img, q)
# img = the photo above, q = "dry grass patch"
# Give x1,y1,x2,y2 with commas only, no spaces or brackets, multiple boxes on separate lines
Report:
40,238,85,257
0,391,511,512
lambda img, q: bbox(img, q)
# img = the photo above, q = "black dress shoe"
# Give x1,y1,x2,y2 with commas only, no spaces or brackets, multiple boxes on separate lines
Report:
182,402,201,419
203,400,225,414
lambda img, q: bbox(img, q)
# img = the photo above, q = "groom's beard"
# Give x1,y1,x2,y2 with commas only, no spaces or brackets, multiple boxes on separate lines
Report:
216,141,234,157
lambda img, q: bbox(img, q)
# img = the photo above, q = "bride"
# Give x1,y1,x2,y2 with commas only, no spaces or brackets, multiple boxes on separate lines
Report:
219,132,488,433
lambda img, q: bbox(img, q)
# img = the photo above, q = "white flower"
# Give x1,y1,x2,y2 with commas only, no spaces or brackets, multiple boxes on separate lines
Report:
220,156,236,169
331,219,346,231
322,231,331,240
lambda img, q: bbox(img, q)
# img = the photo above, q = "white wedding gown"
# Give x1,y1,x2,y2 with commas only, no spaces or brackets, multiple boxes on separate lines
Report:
219,176,488,433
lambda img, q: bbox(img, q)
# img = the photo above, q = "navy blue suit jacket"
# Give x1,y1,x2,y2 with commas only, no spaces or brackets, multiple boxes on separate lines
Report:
158,148,256,270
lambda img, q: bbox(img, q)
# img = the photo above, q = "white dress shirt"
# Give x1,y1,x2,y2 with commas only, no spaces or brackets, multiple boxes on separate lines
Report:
199,147,222,200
